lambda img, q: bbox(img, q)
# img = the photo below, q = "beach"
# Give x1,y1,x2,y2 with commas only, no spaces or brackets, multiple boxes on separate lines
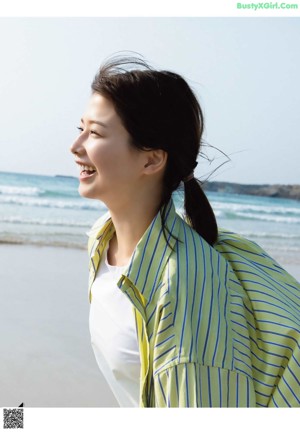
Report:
0,244,119,408
1,242,299,408
1,172,299,408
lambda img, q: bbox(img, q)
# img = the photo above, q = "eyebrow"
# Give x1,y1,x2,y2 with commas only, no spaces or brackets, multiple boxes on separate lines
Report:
80,118,108,128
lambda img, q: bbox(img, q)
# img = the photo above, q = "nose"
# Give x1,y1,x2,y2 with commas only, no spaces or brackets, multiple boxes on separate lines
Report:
69,134,83,155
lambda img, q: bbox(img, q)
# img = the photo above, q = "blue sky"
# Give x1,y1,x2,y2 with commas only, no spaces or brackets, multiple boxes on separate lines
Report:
0,17,299,184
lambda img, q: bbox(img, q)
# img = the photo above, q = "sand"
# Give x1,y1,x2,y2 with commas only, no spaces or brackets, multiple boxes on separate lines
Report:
0,244,299,408
0,244,118,408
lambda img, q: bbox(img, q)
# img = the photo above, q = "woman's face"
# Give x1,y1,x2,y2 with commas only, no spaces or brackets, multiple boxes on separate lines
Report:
70,93,145,204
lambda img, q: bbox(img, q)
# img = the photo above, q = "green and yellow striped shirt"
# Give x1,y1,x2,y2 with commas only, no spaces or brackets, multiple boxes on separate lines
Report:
87,198,300,407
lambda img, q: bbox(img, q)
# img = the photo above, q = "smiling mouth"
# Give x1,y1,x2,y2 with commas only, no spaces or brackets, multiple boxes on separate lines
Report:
77,163,97,175
80,170,96,179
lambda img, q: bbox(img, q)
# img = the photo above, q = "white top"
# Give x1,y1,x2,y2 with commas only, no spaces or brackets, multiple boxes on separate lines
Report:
89,241,141,407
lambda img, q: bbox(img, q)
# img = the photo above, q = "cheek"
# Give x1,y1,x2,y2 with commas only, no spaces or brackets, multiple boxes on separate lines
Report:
89,146,132,178
89,142,116,167
88,138,139,176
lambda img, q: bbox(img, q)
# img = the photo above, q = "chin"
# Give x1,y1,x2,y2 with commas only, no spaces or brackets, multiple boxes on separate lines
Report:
78,184,103,201
78,185,94,199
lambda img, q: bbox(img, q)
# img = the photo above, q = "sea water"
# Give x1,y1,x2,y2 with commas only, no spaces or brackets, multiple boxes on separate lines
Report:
1,171,299,265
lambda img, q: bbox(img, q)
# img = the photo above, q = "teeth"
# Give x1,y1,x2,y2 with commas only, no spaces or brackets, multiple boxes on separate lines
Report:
79,164,96,172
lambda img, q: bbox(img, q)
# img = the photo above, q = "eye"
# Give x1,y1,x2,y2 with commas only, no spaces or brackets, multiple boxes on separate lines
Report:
76,127,99,136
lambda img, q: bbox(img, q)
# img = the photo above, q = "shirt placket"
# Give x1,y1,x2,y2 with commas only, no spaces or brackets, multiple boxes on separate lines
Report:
88,225,115,303
118,275,150,407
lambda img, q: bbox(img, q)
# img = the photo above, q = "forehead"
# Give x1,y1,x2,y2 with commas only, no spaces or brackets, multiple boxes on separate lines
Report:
84,93,117,122
83,93,132,141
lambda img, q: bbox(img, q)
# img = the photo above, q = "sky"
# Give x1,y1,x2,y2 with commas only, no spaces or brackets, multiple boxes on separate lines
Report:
0,16,299,185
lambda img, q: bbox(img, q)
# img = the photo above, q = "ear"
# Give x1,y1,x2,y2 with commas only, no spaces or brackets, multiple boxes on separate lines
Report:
143,149,168,176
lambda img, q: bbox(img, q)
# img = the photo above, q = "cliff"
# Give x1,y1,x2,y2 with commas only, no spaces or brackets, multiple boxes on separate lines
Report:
202,181,300,201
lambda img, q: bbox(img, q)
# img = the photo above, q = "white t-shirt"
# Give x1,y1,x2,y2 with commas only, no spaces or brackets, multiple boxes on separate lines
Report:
89,241,141,407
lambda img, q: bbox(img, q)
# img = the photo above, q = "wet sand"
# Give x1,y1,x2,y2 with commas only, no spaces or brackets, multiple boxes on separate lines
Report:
0,244,118,408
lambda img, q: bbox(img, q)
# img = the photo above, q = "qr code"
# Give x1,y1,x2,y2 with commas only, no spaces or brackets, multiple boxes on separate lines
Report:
3,408,23,429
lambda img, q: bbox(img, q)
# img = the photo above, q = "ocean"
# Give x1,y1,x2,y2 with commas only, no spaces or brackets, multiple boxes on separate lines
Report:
1,171,300,265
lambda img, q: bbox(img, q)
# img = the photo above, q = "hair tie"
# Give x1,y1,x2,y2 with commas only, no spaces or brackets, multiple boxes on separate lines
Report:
183,172,195,183
183,161,198,183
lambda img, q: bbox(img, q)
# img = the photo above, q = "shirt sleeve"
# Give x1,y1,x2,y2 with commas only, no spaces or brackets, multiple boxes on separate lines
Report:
153,363,256,407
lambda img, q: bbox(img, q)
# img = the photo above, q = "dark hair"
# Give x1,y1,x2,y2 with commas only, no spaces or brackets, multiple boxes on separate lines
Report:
91,53,219,248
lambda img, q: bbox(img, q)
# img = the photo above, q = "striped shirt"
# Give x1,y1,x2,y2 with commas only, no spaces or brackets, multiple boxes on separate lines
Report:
87,197,300,407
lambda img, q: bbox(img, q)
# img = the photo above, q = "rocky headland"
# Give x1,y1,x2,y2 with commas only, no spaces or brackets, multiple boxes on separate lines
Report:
202,181,300,201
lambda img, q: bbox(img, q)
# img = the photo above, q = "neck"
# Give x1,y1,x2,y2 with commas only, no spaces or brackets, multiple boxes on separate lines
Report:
107,198,162,267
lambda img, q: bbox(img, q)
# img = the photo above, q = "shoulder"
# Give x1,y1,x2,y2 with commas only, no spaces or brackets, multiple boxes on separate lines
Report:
174,213,230,275
161,212,231,291
162,213,230,311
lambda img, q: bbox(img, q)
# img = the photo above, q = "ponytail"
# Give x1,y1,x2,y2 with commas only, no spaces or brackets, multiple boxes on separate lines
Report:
183,177,218,246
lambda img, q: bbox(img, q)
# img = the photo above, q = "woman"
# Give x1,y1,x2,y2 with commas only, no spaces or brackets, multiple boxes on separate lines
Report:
70,54,300,408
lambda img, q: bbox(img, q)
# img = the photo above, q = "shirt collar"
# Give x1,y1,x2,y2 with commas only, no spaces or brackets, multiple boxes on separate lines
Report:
85,210,111,238
88,198,181,303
